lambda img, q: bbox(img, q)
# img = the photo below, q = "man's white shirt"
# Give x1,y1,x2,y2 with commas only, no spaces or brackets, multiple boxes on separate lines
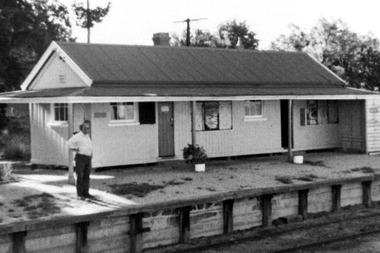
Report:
67,132,93,157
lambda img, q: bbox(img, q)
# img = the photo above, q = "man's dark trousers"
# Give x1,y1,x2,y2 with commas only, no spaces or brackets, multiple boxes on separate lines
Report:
75,154,92,197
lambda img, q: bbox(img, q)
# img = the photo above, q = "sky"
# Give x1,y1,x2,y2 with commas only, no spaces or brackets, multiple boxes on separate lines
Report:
60,0,380,50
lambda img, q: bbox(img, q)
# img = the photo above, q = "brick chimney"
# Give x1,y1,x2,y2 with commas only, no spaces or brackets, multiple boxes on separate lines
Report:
152,33,171,46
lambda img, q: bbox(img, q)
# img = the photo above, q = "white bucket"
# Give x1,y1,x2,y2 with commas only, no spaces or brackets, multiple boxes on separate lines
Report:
195,164,206,172
293,155,304,164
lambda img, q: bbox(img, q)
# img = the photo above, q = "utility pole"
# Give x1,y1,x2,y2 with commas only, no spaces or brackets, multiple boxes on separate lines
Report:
174,18,207,46
86,0,90,43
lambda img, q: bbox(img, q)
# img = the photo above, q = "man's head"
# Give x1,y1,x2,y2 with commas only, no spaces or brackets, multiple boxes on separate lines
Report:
81,122,91,135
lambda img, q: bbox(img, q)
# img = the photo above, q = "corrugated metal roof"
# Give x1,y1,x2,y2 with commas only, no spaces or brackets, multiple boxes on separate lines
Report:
57,42,345,86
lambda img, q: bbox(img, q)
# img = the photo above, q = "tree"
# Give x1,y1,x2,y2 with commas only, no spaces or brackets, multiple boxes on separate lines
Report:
0,0,74,92
271,18,380,90
171,19,259,50
217,20,259,49
73,0,110,43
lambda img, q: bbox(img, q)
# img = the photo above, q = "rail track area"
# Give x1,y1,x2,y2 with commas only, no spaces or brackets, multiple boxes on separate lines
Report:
152,206,380,253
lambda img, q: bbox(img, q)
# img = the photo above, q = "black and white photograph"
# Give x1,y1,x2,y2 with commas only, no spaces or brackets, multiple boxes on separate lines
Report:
1,0,380,252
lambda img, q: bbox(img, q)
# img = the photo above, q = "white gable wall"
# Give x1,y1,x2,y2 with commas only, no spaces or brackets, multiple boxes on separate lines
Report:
28,53,88,90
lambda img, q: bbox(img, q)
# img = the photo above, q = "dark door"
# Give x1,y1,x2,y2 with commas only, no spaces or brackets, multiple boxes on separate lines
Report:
158,102,175,157
281,100,293,148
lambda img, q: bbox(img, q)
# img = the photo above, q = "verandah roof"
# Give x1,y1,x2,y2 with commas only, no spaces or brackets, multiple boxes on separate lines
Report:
0,85,378,103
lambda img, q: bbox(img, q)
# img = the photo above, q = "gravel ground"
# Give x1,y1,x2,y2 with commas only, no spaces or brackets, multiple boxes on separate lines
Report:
1,151,380,225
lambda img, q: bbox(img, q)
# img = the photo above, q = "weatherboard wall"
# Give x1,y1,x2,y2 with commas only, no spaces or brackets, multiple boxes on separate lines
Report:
28,52,87,90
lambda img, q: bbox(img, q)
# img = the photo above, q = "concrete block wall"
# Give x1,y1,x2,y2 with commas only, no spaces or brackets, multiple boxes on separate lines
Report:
233,197,262,231
371,180,380,202
341,182,363,207
272,191,299,219
190,202,224,239
87,216,130,252
25,225,75,253
143,209,179,249
308,186,333,213
0,234,11,253
1,176,378,253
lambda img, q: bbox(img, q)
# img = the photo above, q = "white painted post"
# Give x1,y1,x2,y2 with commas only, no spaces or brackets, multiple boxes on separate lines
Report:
68,103,75,184
191,101,197,146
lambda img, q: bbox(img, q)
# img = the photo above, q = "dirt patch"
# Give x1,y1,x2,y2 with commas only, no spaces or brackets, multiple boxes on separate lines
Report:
109,180,186,198
304,160,326,167
11,192,61,220
350,167,376,174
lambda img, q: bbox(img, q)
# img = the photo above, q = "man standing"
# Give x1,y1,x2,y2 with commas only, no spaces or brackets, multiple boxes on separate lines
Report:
67,120,93,200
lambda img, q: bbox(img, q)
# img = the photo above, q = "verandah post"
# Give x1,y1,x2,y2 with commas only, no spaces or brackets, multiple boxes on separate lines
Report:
68,103,75,184
191,101,197,145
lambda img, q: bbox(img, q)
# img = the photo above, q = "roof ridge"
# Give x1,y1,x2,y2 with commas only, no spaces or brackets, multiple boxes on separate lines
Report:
56,41,307,55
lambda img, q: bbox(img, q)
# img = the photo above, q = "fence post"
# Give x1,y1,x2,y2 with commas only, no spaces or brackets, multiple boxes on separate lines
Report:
298,190,309,220
75,222,89,253
178,206,191,243
362,181,372,208
261,194,273,227
130,213,144,253
223,199,234,234
12,231,27,253
332,185,342,212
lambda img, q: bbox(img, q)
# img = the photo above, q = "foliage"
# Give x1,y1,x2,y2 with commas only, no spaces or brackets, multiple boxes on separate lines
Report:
73,0,110,42
217,20,259,49
182,144,208,164
0,0,74,92
271,18,380,90
171,19,259,50
0,116,30,161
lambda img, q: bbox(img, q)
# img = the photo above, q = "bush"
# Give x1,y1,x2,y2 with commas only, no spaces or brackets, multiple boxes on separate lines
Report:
0,116,30,161
182,144,207,164
1,133,30,161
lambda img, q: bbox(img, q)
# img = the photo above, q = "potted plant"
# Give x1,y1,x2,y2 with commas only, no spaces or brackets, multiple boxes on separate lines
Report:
182,144,208,172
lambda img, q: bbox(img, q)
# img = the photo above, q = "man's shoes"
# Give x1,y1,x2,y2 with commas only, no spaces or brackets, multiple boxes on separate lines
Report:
84,194,95,199
78,196,85,200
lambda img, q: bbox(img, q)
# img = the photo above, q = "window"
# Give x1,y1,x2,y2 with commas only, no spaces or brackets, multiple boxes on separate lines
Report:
110,102,138,122
305,100,339,125
244,100,263,119
195,101,232,131
53,103,68,122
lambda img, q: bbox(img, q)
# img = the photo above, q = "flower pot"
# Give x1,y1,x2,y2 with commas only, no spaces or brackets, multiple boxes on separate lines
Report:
293,155,304,164
195,163,206,172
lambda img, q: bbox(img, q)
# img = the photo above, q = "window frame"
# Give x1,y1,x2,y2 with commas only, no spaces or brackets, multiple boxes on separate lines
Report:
305,100,339,126
244,100,265,121
51,103,68,125
195,101,233,131
109,102,139,125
